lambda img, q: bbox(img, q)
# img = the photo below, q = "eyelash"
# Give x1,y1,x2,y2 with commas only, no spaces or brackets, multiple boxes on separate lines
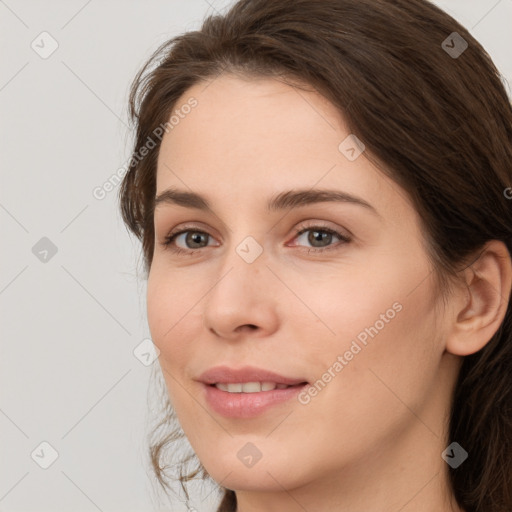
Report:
161,223,351,256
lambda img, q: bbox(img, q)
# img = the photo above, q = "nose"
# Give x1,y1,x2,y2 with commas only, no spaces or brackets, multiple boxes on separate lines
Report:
202,242,280,341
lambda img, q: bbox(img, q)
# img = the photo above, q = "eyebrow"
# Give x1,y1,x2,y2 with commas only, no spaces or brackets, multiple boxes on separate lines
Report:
154,187,379,216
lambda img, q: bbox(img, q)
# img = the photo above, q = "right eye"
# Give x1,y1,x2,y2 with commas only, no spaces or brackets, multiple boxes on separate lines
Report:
161,227,218,255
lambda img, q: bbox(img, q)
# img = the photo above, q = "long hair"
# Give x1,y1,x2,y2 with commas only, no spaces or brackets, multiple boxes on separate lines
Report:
118,1,512,510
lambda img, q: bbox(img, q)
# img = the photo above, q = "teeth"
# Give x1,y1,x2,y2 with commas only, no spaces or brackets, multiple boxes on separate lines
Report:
214,382,292,393
242,382,262,393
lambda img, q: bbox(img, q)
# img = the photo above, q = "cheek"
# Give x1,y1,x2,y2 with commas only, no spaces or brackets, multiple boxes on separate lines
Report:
311,263,440,426
146,266,203,367
293,248,440,389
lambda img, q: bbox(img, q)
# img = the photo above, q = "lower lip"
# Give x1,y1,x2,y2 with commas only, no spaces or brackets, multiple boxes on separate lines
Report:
203,383,308,418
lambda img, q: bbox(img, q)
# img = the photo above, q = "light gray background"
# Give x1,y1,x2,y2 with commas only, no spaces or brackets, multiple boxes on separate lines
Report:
1,1,511,511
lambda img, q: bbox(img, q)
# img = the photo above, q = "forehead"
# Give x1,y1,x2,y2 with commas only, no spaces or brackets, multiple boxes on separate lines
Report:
155,74,413,220
160,75,342,162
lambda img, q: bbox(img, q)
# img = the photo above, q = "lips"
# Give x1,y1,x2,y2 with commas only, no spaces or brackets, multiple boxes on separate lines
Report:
197,365,309,418
197,365,308,386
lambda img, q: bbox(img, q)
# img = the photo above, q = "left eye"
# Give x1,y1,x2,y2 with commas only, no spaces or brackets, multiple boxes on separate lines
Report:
291,226,351,251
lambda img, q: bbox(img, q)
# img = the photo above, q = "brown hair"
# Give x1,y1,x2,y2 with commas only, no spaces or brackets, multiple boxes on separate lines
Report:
118,0,512,510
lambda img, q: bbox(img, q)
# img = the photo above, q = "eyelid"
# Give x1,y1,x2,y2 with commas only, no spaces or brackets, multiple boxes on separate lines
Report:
163,222,219,241
290,221,352,242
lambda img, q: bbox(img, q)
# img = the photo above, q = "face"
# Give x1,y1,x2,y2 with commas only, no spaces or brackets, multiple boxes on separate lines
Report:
147,74,457,494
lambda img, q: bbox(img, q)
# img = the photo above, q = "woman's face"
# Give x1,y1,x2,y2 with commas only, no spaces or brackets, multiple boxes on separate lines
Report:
147,74,460,498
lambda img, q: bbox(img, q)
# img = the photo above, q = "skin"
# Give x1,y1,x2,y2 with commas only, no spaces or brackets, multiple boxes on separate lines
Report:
147,73,511,512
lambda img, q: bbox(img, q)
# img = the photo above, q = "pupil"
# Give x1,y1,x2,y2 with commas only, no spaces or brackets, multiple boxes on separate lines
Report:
309,230,331,247
188,232,207,248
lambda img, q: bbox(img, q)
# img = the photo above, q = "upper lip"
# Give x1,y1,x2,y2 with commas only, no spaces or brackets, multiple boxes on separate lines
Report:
197,365,308,385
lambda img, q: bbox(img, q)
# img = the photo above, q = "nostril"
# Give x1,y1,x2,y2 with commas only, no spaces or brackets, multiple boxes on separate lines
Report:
236,324,258,332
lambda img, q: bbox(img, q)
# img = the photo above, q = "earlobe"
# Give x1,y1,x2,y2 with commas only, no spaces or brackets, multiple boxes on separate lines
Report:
446,240,512,357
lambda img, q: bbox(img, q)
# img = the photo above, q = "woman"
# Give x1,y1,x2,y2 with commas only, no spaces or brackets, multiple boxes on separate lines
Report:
119,0,512,511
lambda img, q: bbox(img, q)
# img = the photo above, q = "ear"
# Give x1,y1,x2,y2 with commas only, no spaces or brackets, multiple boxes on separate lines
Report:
445,240,512,356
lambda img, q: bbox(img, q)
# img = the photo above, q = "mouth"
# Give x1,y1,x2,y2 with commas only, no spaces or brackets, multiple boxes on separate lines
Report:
197,365,310,418
209,381,308,393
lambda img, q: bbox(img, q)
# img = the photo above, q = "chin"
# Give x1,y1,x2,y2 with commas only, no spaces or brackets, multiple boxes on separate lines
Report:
199,448,309,493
